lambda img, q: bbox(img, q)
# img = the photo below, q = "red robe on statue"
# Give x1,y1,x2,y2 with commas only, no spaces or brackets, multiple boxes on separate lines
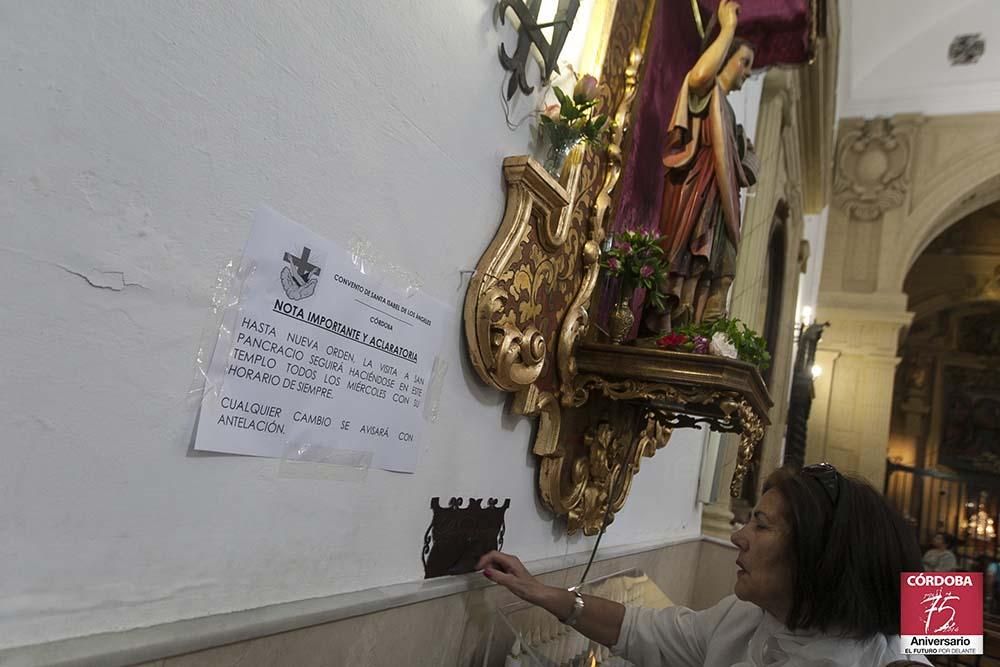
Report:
658,75,759,325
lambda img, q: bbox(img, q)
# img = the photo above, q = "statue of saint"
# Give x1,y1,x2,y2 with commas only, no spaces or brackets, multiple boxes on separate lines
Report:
646,0,760,332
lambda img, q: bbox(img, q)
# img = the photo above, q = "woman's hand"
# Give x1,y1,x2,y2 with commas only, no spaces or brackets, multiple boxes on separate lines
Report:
718,0,741,31
477,550,628,647
476,551,546,604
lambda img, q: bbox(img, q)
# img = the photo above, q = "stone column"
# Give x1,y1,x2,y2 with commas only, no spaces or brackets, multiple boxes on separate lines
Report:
810,116,922,486
805,306,911,484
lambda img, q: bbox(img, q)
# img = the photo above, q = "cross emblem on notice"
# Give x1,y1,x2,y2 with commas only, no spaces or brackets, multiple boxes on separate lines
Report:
283,246,321,285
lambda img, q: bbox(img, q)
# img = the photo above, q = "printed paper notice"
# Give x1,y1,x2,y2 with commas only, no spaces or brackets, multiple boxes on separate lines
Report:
194,207,449,473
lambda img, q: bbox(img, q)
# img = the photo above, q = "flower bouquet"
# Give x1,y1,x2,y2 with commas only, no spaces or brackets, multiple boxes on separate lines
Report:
600,230,668,344
538,75,608,177
655,317,771,370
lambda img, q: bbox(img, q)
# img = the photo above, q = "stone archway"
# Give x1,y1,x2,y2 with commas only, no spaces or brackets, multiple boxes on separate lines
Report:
808,113,1000,487
896,159,1000,291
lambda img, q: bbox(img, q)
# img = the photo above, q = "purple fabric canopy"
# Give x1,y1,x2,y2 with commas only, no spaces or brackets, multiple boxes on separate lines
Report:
612,0,815,238
698,0,814,68
600,0,814,336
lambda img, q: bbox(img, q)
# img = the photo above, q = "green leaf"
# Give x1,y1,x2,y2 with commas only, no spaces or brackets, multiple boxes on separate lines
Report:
562,105,583,121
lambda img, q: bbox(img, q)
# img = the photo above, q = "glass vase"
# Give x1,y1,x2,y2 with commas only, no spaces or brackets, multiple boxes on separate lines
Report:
544,139,581,178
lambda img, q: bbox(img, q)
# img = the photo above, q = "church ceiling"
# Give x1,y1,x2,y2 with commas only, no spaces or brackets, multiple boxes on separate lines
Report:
839,0,1000,117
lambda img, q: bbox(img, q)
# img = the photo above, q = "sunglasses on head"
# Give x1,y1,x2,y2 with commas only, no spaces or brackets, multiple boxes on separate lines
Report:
802,462,841,508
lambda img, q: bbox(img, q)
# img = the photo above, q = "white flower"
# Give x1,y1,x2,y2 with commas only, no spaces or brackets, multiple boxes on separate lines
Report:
709,332,738,359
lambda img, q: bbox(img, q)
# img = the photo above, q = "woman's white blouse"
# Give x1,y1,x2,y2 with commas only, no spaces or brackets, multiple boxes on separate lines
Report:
611,595,930,666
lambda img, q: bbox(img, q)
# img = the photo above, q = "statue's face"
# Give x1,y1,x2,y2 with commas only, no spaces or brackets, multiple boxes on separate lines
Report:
723,45,754,91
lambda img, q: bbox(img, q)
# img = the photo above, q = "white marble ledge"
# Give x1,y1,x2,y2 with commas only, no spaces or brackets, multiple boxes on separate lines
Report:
0,534,703,667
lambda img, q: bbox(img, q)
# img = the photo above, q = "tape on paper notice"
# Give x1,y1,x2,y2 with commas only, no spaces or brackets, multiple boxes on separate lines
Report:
193,206,450,473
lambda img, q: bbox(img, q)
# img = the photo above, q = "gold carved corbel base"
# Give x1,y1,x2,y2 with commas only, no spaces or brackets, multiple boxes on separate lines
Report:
541,398,675,535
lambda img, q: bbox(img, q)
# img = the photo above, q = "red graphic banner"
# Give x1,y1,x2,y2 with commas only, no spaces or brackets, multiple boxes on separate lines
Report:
900,572,983,656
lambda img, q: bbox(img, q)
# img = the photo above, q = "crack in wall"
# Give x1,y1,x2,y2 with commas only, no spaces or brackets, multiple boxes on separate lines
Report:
56,266,147,292
1,246,147,292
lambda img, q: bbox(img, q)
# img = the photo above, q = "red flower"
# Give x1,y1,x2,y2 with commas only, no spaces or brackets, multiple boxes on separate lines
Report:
656,333,689,349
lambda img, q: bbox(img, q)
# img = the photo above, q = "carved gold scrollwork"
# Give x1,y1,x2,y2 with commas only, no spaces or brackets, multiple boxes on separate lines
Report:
730,401,765,498
568,374,731,410
563,408,674,535
465,158,570,394
492,321,547,391
568,419,626,535
557,239,601,405
556,43,644,405
476,286,548,392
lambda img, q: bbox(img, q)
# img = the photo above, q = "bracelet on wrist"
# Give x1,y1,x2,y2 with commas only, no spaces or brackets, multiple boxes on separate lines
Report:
563,588,585,627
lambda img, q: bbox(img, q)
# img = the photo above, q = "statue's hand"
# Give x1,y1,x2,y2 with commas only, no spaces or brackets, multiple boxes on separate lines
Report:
719,0,741,30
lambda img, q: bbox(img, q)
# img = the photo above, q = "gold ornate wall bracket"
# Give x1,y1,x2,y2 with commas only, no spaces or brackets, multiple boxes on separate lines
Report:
463,153,615,534
464,0,771,535
464,157,571,395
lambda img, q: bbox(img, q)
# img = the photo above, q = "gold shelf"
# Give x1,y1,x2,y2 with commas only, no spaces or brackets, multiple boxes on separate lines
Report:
574,343,773,420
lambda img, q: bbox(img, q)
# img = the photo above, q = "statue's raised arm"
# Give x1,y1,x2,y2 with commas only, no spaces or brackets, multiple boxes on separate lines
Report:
644,0,759,333
688,0,741,94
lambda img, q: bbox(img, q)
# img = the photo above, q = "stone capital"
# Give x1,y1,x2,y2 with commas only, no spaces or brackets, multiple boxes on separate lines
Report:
815,301,913,358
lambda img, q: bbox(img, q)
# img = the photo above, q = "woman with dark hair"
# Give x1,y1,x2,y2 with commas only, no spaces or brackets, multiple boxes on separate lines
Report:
477,464,929,665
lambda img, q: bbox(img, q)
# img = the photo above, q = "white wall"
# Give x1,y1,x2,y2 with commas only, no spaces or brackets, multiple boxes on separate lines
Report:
730,73,765,144
0,2,759,650
730,73,764,220
795,207,830,322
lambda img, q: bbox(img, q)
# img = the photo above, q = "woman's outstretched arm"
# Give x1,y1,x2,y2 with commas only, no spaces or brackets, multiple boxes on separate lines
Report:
476,550,627,647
